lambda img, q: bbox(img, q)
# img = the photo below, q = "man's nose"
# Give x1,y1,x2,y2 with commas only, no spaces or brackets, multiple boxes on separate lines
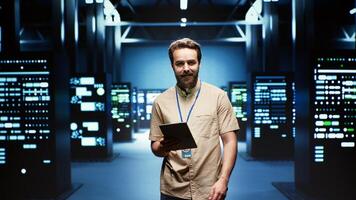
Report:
183,63,190,71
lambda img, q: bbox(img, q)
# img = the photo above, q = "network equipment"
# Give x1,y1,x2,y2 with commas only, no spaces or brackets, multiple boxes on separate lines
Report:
248,73,294,158
145,90,162,120
70,74,113,159
131,87,139,133
137,89,146,129
138,89,164,129
229,82,248,141
111,83,132,141
308,53,356,196
0,54,70,198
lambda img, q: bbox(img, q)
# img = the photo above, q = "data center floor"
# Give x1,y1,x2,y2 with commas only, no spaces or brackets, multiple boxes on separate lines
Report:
68,130,293,200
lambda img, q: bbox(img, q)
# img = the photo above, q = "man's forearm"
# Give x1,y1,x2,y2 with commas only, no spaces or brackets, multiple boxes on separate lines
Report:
208,132,237,200
220,131,237,182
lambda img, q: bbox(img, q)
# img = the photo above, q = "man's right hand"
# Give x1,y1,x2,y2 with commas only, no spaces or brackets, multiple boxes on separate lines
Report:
151,138,180,157
160,137,180,151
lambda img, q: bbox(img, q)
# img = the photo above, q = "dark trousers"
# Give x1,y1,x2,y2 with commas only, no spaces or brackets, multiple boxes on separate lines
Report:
161,193,191,200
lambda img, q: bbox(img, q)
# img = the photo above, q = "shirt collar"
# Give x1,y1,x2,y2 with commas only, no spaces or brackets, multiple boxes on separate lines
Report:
176,79,201,98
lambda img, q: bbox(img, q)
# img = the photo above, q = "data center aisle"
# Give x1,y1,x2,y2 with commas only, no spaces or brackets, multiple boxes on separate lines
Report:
68,130,293,200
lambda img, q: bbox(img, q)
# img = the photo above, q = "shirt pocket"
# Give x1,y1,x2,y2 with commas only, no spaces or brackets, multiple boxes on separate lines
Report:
194,114,218,138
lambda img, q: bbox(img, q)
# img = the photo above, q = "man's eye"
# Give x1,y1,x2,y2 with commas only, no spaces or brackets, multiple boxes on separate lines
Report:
175,62,184,66
188,61,196,65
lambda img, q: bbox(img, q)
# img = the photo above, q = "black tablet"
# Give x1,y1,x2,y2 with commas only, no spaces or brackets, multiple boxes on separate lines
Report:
159,122,197,150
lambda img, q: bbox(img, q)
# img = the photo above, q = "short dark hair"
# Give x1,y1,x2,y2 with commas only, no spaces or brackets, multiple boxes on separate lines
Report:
168,38,202,65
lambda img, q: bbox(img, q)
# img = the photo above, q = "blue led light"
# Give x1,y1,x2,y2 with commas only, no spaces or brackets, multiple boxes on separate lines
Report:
82,122,99,131
81,137,97,146
43,160,51,164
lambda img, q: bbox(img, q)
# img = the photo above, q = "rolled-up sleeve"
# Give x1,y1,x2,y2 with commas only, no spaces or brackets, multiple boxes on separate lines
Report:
217,92,240,135
149,100,164,141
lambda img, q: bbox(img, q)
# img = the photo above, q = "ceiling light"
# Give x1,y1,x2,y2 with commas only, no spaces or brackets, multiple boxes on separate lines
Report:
181,18,187,23
180,0,188,10
350,8,356,15
180,23,187,27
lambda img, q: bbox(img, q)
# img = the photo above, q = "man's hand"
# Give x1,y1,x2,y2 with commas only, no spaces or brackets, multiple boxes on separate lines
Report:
151,138,180,157
160,137,180,151
208,177,228,200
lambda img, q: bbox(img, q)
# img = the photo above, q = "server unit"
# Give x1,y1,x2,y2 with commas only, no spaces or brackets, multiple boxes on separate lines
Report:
138,89,164,129
70,74,113,160
111,82,132,141
137,89,146,129
131,87,139,133
247,73,294,159
296,52,356,198
145,89,164,128
0,54,71,199
229,82,248,141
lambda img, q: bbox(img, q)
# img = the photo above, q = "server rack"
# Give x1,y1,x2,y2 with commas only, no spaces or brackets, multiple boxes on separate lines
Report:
247,73,294,159
229,82,248,141
136,89,146,129
70,74,113,160
111,82,132,141
131,87,139,133
138,89,164,129
0,53,71,199
295,52,356,198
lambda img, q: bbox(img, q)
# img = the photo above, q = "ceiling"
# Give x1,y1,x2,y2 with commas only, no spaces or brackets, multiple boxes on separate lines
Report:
113,0,251,22
16,0,294,44
110,0,256,41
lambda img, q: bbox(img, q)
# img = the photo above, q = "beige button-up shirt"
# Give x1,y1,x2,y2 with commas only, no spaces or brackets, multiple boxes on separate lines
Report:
149,81,239,200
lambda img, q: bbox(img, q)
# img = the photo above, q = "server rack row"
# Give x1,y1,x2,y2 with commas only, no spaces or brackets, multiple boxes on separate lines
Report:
1,52,355,199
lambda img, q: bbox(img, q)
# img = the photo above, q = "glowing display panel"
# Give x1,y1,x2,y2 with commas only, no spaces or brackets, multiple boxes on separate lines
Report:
138,89,164,129
303,53,356,197
145,90,162,118
229,82,248,122
0,55,62,197
0,58,53,163
111,83,132,141
229,82,248,141
250,73,294,158
70,75,112,159
312,56,356,164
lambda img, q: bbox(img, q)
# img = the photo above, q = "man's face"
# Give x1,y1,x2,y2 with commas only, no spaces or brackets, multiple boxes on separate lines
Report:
172,48,200,89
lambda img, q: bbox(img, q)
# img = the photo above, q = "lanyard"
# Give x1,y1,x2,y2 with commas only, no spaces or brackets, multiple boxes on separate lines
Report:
175,81,202,123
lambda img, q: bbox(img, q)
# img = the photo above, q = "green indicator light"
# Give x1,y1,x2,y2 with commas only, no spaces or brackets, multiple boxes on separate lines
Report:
324,121,332,126
347,128,355,132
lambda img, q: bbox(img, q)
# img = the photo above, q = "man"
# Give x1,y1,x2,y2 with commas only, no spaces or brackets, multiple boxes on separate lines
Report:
149,38,239,200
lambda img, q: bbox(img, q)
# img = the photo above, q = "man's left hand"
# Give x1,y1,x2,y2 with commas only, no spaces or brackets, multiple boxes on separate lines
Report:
208,177,228,200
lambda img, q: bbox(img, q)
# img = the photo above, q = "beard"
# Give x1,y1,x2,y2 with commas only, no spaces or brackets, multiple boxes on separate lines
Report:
175,71,199,90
